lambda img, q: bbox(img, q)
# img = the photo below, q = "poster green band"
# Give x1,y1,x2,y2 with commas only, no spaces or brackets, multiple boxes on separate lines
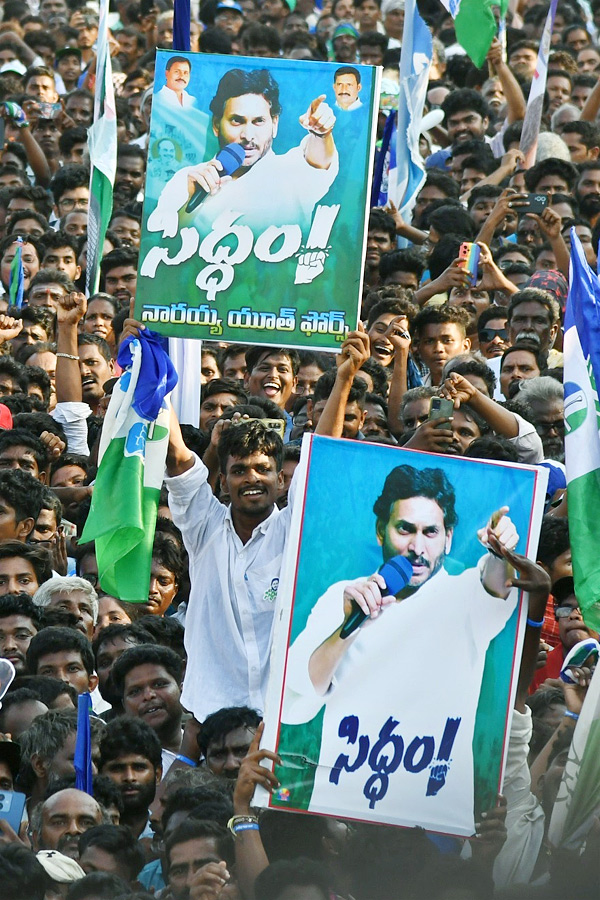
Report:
135,51,379,350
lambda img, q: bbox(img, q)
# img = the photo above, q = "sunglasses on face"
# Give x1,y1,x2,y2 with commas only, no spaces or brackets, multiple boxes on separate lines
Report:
478,327,508,342
555,604,580,619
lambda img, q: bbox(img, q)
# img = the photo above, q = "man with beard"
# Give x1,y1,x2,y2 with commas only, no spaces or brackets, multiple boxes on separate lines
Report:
99,248,139,308
197,706,260,781
111,644,184,775
0,594,41,675
519,377,565,463
99,717,163,840
76,334,115,416
32,788,103,860
113,145,146,207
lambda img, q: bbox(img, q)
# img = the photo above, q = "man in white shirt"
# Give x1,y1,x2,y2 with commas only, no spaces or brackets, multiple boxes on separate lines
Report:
156,325,370,723
155,55,197,111
283,463,522,834
333,66,363,111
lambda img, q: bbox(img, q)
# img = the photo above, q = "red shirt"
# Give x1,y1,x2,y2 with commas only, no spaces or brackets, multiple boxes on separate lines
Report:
541,593,561,648
529,643,565,693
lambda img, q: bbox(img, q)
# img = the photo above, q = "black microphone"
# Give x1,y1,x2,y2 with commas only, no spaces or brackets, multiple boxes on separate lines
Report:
185,142,246,213
340,555,413,640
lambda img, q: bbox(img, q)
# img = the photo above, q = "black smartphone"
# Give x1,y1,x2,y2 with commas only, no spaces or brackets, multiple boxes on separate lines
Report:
517,193,549,217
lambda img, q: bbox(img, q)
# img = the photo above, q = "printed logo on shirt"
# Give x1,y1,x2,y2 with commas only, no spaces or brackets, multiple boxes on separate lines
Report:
263,578,279,603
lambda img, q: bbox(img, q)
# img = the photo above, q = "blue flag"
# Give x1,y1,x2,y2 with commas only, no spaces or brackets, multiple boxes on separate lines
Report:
371,111,396,208
396,0,432,218
8,236,24,309
173,0,191,51
74,693,93,794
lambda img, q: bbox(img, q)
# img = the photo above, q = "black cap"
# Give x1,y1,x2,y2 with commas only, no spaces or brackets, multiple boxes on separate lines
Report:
553,575,576,606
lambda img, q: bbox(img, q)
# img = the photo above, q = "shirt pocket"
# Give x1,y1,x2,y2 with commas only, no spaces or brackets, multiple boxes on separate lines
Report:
246,556,283,612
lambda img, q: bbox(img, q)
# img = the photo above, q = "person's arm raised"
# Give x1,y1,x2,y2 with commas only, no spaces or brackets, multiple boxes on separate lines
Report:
314,325,370,438
232,722,280,900
55,291,86,404
385,317,412,436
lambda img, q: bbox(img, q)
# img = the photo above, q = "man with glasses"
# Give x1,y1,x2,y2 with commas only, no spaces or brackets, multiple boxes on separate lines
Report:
49,164,90,223
531,576,597,692
519,377,565,463
476,308,509,360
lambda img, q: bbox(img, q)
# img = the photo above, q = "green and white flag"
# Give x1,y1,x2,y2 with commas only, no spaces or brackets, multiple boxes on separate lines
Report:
80,334,176,602
86,0,117,296
439,0,507,68
563,229,600,633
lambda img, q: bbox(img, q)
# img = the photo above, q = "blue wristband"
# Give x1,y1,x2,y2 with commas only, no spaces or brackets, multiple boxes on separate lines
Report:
526,616,545,628
563,710,579,721
176,754,197,767
233,822,260,834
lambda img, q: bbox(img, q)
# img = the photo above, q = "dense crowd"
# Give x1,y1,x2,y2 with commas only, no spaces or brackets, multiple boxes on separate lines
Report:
0,0,596,897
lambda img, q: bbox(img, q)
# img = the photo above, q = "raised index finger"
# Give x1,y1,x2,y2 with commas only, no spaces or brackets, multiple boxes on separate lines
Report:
310,94,326,115
249,721,264,754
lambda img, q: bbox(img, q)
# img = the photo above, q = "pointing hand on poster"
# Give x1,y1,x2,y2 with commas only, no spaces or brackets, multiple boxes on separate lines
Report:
477,506,519,553
486,534,550,598
299,95,336,136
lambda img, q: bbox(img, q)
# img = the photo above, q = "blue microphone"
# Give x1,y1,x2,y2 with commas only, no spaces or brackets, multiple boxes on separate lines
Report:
185,142,246,213
340,555,413,640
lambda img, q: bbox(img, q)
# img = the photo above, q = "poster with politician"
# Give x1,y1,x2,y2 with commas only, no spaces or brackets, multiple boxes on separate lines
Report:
258,436,547,835
135,51,379,350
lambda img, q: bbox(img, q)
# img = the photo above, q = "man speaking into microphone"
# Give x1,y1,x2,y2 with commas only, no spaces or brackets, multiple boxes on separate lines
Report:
282,463,522,834
147,67,339,239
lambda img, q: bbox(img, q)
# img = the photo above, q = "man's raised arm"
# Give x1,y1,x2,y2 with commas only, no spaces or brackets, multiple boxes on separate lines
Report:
314,325,370,438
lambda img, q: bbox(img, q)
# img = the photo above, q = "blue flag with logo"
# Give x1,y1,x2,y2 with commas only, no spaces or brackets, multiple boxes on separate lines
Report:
563,229,600,631
80,331,177,601
396,0,432,218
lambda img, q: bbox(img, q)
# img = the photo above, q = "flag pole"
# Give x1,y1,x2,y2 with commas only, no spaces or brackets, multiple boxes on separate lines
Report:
86,0,117,296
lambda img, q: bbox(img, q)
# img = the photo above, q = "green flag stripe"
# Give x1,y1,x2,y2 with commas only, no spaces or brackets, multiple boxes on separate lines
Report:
565,472,600,632
80,437,159,603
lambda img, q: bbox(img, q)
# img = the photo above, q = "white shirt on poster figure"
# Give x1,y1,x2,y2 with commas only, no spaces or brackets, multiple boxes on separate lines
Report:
147,77,339,239
154,55,198,112
284,564,518,835
281,479,522,836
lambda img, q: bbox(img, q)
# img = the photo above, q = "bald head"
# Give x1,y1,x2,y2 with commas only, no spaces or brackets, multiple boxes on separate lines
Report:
37,788,103,859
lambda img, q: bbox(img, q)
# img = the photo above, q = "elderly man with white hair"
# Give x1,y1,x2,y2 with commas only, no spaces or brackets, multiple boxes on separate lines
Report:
32,575,98,641
381,0,404,47
32,576,111,714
